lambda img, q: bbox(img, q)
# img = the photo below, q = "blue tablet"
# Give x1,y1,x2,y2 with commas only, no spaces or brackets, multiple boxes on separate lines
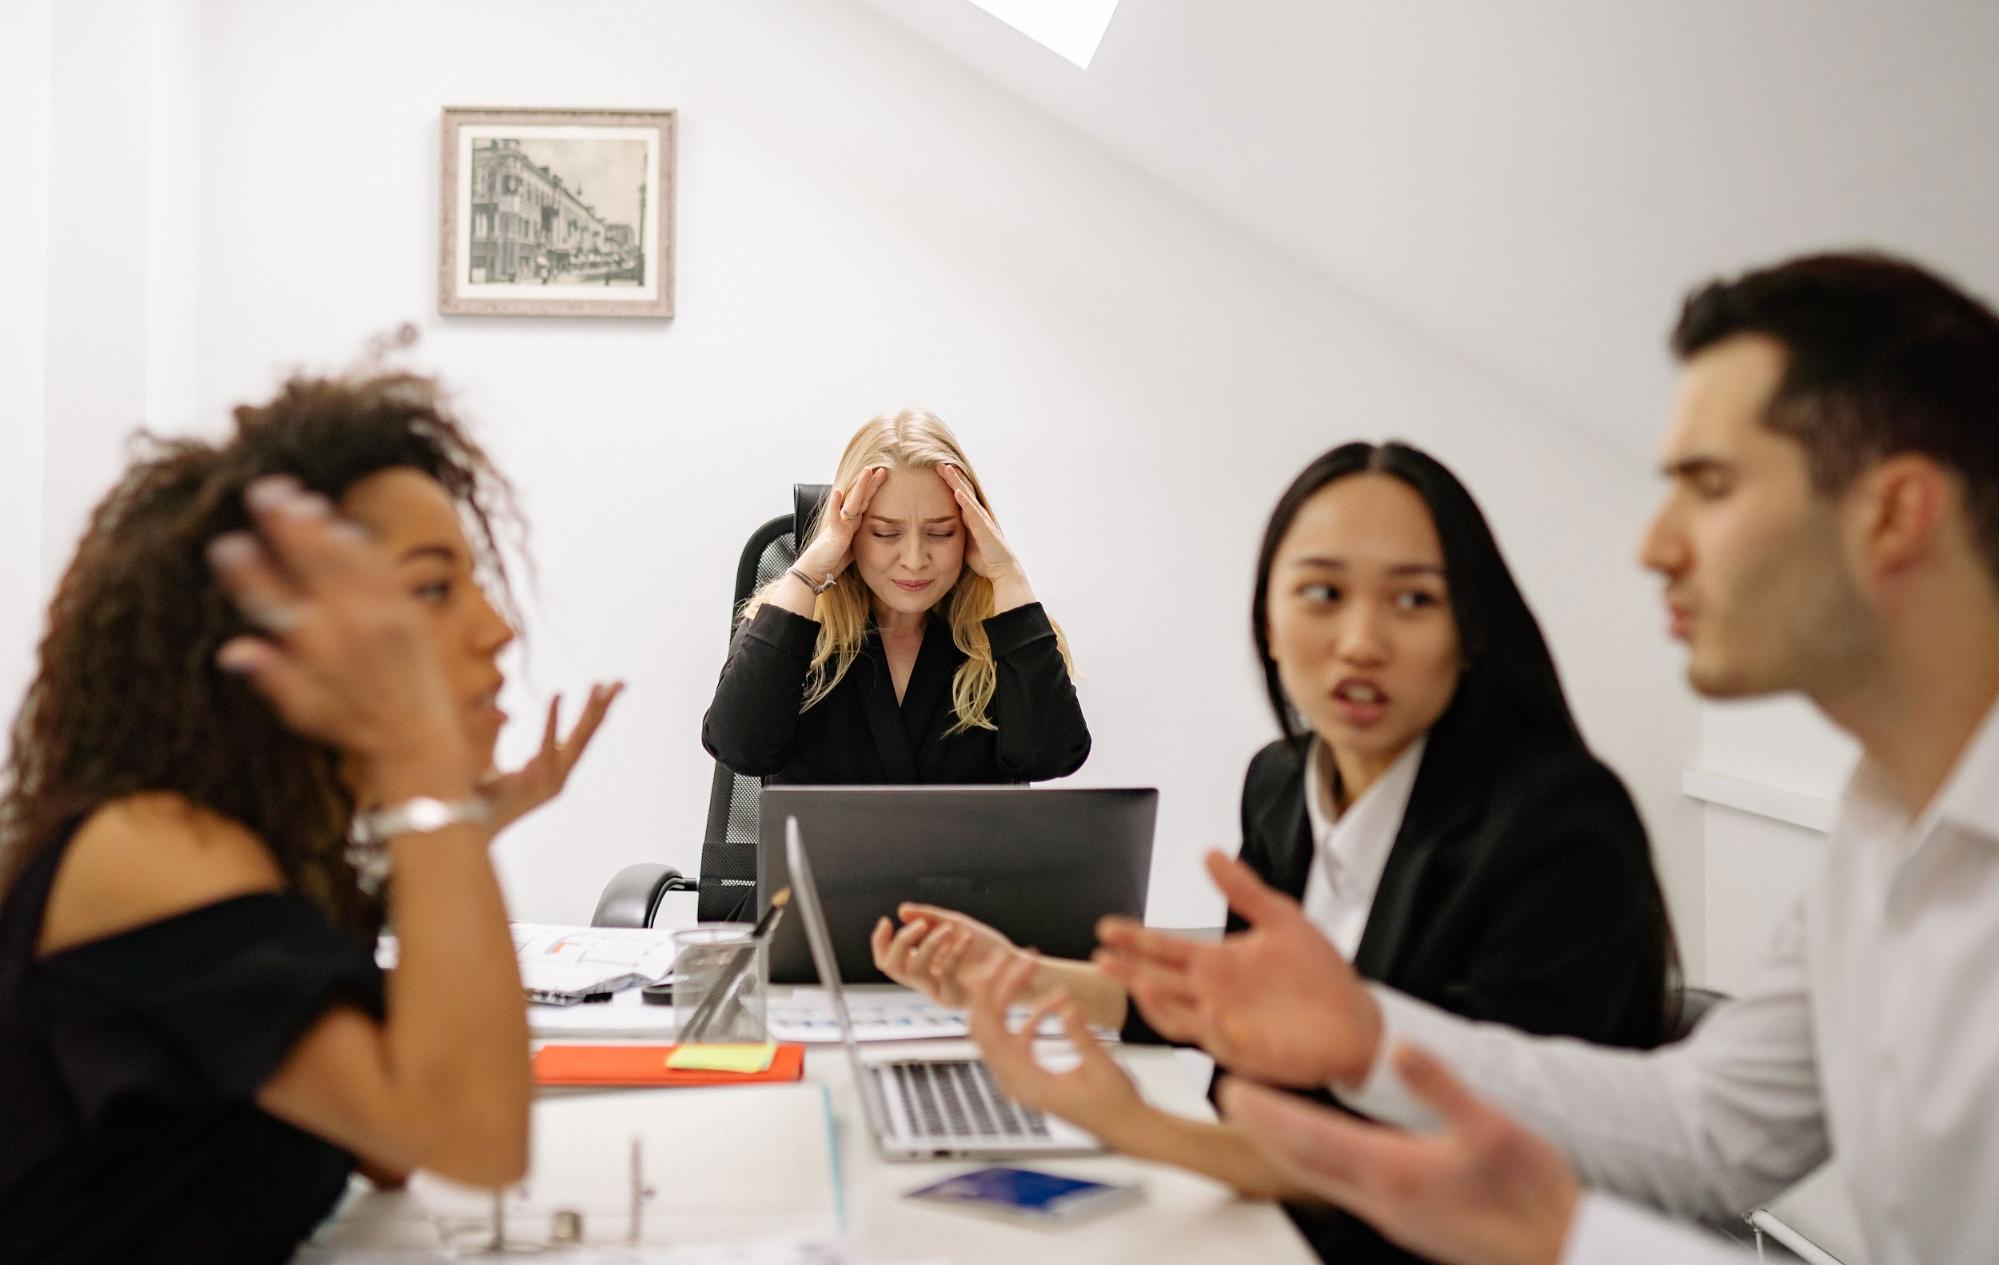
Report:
904,1166,1144,1226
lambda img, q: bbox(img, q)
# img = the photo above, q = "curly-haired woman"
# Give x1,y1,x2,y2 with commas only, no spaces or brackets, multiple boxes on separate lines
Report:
0,373,618,1262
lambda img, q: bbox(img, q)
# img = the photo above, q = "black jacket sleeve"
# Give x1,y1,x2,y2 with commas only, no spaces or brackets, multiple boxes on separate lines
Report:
700,604,821,778
984,603,1091,781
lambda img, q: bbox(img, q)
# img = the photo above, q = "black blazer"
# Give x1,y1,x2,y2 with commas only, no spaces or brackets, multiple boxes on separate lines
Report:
701,601,1091,785
1194,707,1668,1263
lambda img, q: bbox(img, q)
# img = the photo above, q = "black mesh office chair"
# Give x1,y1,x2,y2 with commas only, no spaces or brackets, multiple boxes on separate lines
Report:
591,483,830,928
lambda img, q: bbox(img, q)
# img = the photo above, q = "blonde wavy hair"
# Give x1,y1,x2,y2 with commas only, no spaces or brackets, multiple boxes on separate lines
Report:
742,410,1076,735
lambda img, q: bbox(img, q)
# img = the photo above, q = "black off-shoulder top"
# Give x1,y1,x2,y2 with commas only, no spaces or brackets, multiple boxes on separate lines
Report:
0,819,385,1264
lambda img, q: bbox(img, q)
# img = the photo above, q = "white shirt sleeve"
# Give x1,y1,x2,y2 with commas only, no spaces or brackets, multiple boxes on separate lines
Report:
1339,898,1829,1221
1560,1194,1756,1265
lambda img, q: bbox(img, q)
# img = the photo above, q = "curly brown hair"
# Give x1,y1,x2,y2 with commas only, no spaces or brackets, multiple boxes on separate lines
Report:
0,372,522,940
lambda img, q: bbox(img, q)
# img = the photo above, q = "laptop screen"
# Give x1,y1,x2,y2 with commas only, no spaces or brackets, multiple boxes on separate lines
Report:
785,816,893,1138
760,786,1158,984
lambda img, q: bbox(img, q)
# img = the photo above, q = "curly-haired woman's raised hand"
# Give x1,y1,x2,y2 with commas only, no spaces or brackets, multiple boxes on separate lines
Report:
208,476,475,798
481,682,625,831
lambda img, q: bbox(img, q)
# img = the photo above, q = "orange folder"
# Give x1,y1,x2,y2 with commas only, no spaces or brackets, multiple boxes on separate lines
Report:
532,1043,806,1087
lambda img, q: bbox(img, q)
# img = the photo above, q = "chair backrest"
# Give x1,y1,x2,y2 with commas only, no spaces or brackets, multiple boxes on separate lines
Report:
696,483,829,922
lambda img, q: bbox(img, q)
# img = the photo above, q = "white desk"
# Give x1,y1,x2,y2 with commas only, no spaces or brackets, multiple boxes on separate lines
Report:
308,1023,1314,1262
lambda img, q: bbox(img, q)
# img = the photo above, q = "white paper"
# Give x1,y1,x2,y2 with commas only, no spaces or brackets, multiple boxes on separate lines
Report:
376,923,680,1003
514,923,679,1001
413,1085,842,1248
529,987,682,1037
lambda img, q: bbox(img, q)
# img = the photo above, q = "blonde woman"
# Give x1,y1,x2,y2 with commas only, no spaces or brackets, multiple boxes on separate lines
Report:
702,410,1089,786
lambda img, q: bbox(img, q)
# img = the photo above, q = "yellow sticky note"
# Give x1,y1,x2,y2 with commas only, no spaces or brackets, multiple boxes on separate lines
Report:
667,1042,778,1074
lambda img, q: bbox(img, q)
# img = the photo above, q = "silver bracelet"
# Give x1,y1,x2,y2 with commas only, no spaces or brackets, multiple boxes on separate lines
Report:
788,565,838,595
347,795,492,894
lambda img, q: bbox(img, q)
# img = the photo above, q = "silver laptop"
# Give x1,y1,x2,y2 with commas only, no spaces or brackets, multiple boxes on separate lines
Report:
786,816,1103,1160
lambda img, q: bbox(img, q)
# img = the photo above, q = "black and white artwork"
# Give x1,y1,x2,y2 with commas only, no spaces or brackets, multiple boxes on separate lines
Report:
440,108,675,318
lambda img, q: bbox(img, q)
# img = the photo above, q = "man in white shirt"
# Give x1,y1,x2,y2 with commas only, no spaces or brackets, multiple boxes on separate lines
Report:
1095,251,1999,1265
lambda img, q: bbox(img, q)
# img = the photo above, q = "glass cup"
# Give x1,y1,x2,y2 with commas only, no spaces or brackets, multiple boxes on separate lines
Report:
671,923,767,1044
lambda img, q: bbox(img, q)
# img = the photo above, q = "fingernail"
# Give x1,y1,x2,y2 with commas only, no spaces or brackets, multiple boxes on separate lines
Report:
245,476,300,510
216,642,262,673
205,533,257,569
277,493,330,520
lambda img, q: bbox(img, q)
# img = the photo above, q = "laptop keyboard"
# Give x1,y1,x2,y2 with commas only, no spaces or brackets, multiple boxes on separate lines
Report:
889,1060,1053,1141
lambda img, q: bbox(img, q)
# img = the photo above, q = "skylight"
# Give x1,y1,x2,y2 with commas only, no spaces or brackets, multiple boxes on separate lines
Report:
964,0,1121,69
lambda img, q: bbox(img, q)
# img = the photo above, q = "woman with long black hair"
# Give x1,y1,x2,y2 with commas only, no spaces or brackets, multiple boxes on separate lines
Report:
876,440,1675,1264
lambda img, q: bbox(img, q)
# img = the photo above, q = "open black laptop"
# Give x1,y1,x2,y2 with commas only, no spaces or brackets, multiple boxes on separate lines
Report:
757,786,1157,984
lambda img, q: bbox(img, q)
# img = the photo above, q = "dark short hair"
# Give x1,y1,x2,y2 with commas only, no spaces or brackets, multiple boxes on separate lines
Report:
1249,441,1579,749
1673,251,1999,582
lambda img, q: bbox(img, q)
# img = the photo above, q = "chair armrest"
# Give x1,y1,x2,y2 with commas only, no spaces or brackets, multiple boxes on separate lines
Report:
591,863,692,928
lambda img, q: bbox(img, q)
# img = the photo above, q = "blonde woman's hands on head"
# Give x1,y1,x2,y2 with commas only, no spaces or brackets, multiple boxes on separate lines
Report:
964,953,1150,1148
1219,1047,1580,1265
791,466,890,589
870,903,1031,1008
208,477,475,799
937,464,1034,612
481,681,625,832
1095,850,1383,1089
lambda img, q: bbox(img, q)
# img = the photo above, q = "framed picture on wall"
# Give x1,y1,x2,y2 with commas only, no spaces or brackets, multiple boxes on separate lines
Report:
439,107,675,318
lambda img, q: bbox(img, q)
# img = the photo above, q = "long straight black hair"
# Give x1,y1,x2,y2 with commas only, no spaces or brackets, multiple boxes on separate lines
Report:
1254,440,1683,1039
1251,440,1579,751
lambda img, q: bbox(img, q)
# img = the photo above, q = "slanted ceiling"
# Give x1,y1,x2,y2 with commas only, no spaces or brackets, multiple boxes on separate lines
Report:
851,0,1999,463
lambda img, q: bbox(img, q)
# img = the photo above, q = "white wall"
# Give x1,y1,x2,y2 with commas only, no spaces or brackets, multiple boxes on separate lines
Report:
1686,700,1860,1254
0,0,52,715
29,0,1703,962
1701,696,1857,805
43,0,156,587
1691,698,1856,991
6,0,204,728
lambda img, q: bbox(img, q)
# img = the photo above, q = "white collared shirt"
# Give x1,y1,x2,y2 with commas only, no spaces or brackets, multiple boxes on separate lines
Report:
1336,696,1999,1265
1300,736,1427,959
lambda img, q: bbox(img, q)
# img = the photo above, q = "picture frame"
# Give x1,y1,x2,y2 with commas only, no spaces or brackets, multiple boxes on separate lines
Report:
439,107,675,318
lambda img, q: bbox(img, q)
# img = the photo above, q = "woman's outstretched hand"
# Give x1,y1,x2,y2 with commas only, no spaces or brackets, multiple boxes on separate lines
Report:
480,681,625,832
964,953,1149,1146
871,903,1033,1008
